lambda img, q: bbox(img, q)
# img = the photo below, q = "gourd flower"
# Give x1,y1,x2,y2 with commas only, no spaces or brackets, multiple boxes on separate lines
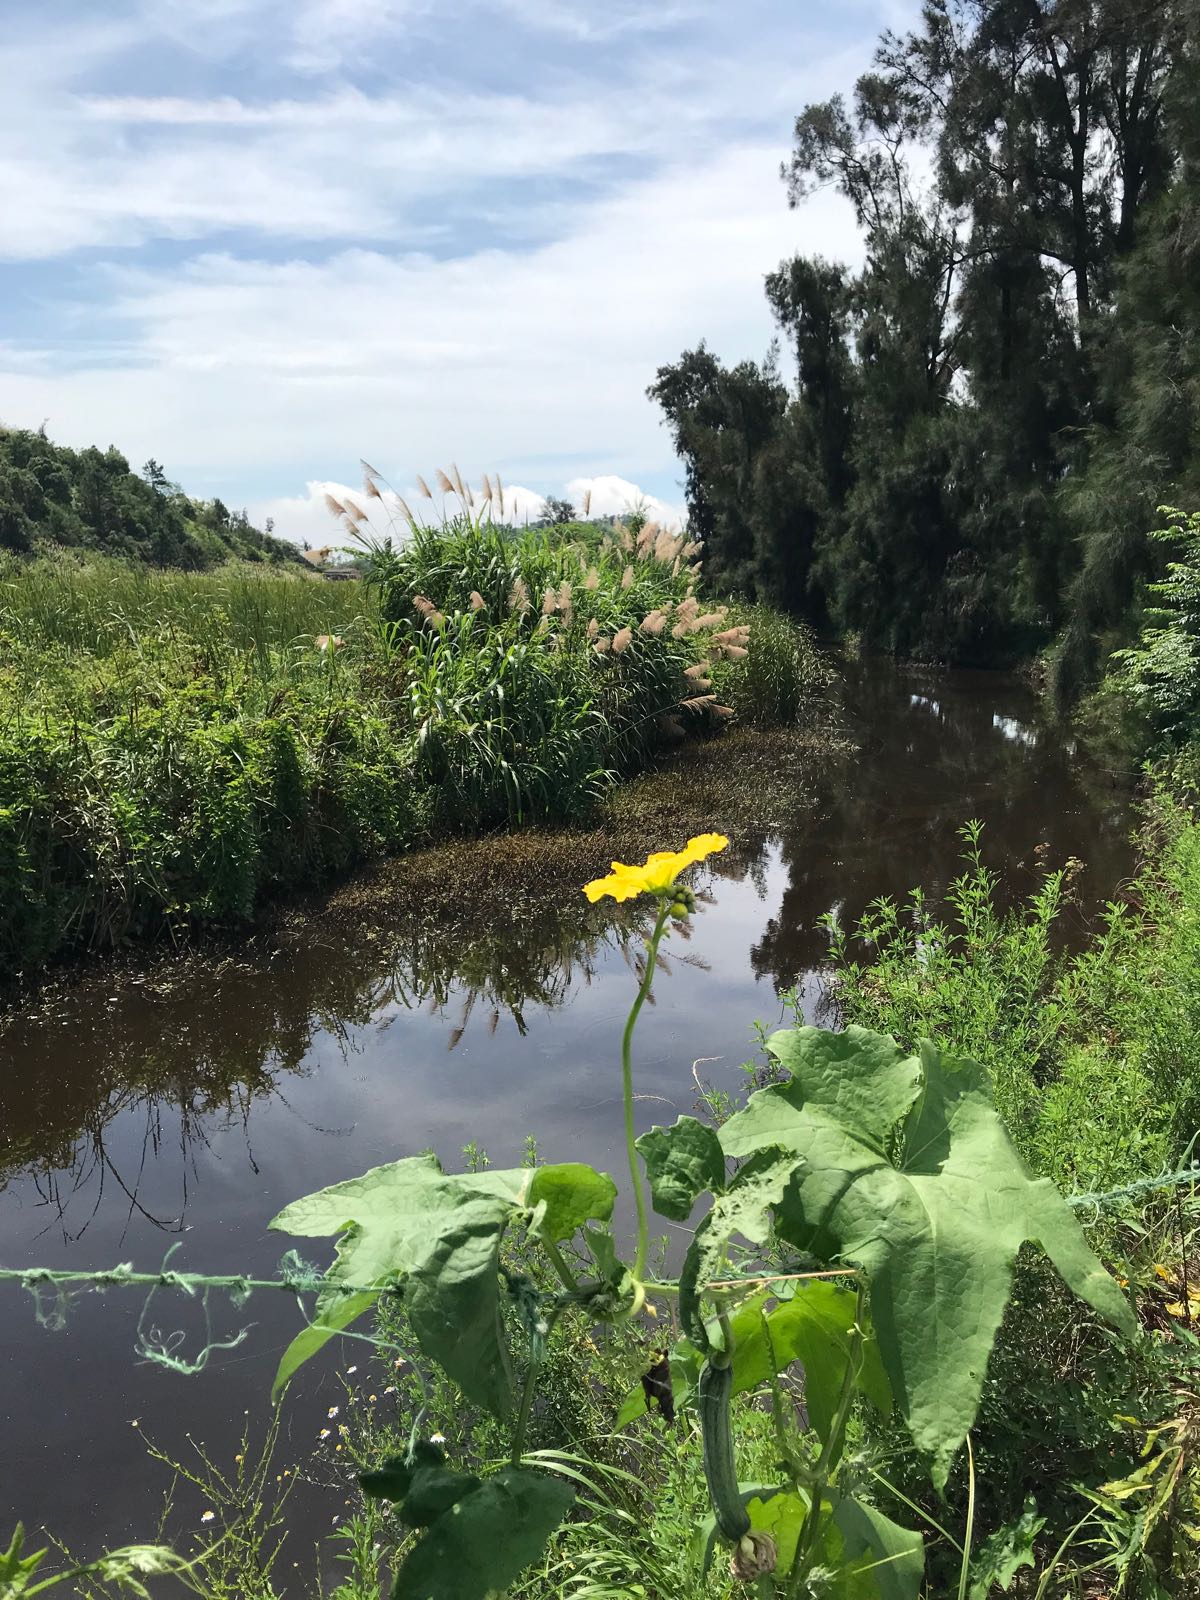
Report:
583,833,728,904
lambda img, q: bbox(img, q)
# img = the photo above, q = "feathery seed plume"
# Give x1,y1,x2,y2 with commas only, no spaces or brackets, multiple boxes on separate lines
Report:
621,565,634,590
582,488,592,517
639,610,667,636
584,567,600,590
593,636,612,654
323,493,345,518
587,617,599,640
416,475,434,499
542,586,557,615
413,594,436,619
469,590,486,611
653,528,679,564
436,469,455,495
611,626,633,654
450,462,468,500
509,576,530,613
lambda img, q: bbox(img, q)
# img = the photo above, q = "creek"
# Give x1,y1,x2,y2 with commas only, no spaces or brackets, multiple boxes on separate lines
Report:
0,660,1135,1560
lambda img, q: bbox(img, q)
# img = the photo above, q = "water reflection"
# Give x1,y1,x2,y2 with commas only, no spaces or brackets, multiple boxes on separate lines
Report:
1,662,1133,1220
0,661,1136,1553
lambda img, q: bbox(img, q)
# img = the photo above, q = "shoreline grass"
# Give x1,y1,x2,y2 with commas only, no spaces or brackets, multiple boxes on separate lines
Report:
0,516,832,976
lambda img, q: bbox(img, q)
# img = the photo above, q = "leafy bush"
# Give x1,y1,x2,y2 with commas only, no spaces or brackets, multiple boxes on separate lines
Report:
0,497,829,969
824,806,1200,1193
823,799,1200,1597
1109,507,1200,747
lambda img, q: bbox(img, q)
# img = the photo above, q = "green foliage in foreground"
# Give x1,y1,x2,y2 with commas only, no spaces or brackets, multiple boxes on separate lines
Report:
0,517,826,971
0,428,301,567
826,804,1200,1195
824,799,1200,1596
9,830,1198,1598
260,872,1130,1600
1108,507,1200,750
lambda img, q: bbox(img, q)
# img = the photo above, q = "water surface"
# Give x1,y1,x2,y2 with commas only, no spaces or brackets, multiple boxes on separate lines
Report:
0,662,1134,1559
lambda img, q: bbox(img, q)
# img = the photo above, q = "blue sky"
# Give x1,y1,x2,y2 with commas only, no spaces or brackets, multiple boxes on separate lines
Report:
0,0,912,539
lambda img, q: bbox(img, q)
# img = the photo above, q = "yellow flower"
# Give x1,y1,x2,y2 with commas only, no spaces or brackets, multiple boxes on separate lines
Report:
583,834,729,903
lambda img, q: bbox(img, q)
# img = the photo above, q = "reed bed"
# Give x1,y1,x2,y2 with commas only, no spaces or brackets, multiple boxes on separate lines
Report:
0,495,827,972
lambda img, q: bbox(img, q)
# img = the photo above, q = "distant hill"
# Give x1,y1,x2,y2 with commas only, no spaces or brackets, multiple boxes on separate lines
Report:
0,428,304,569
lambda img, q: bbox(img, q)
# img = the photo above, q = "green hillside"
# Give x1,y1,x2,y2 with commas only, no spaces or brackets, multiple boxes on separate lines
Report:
0,427,304,568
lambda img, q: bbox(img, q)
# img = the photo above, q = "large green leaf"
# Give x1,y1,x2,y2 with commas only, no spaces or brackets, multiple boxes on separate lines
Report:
720,1026,1134,1485
269,1155,517,1413
393,1465,574,1600
636,1116,726,1221
738,1282,891,1445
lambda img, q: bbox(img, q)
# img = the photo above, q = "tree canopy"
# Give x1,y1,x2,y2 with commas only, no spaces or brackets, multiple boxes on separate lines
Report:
0,428,303,569
652,0,1198,679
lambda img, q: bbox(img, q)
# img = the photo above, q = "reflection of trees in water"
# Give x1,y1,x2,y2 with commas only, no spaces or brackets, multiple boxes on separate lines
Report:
0,899,688,1226
0,663,1135,1229
747,664,1134,992
364,907,647,1043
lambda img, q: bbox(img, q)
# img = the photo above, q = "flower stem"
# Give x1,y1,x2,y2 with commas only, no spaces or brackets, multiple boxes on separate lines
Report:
622,900,670,1284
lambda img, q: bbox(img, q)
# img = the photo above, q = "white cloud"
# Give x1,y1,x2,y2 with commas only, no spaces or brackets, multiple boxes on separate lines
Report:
248,471,681,546
0,2,909,511
566,475,684,528
0,142,862,500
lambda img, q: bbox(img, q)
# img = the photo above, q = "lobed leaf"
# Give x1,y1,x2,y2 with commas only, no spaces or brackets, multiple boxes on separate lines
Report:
636,1116,726,1221
720,1026,1134,1485
269,1155,517,1412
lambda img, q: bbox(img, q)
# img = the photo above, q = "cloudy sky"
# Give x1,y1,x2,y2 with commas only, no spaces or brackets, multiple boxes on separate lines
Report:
0,0,911,541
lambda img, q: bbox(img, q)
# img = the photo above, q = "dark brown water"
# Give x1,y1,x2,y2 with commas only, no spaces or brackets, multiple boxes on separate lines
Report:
0,662,1134,1564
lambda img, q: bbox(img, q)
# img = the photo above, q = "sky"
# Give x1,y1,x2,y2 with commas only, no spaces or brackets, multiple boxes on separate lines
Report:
0,0,913,542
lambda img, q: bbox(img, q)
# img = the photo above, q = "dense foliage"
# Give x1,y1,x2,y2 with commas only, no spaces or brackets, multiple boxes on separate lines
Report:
652,1,1199,680
0,428,301,568
0,502,825,972
827,799,1200,1595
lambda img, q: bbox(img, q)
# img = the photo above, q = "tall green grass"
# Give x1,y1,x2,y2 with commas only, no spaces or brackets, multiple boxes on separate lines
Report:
0,513,828,971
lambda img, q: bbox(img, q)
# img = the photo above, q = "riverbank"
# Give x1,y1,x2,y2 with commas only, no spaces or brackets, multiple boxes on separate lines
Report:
1,660,1159,1592
0,525,833,977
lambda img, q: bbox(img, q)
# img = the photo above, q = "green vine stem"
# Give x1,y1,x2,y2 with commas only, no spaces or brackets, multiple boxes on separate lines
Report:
510,1302,566,1466
789,1280,867,1598
621,899,671,1284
